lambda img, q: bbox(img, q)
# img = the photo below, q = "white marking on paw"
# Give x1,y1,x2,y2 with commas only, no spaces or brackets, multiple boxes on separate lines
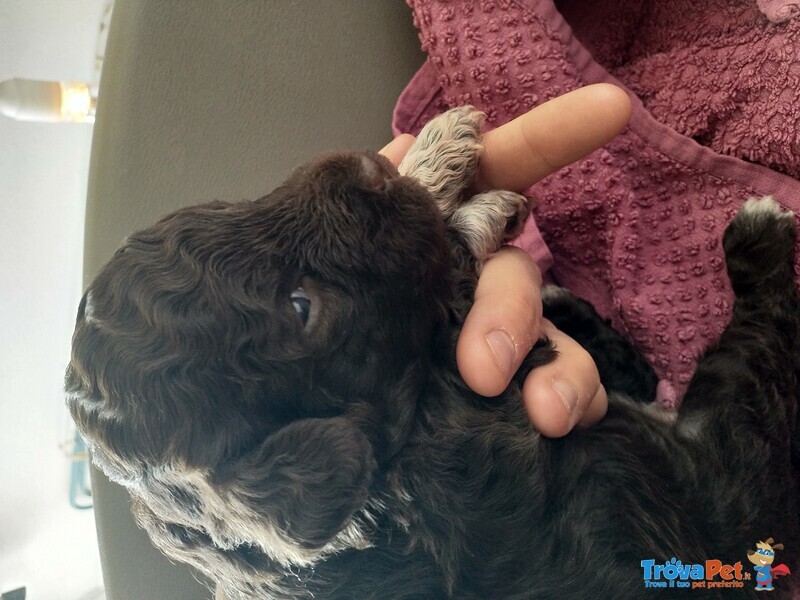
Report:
740,196,794,220
540,285,573,303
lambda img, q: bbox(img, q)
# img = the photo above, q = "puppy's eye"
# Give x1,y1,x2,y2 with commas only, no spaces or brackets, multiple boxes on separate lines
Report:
290,287,311,326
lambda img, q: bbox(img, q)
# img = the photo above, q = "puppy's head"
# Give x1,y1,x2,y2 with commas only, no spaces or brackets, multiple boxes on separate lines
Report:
65,152,450,567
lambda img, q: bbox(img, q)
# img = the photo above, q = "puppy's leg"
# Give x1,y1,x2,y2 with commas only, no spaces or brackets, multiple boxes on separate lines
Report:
399,106,484,216
541,286,658,402
680,197,798,418
678,197,799,563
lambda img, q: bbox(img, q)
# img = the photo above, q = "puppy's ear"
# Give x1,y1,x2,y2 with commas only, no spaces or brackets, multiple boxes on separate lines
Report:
215,417,376,550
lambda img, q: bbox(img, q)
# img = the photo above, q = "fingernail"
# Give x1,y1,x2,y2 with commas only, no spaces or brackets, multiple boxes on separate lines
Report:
551,378,579,414
486,330,516,375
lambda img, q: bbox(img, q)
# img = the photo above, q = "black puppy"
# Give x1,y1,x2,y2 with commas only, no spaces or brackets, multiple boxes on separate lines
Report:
66,108,799,599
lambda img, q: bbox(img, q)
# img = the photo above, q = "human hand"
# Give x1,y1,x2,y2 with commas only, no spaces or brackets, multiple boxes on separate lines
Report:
380,83,632,437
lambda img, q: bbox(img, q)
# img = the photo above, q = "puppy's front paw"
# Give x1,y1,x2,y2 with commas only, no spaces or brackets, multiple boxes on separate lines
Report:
449,190,531,263
399,106,485,216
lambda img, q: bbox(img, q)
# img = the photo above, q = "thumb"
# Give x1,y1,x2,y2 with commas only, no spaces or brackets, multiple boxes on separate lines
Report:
379,134,416,167
457,247,542,396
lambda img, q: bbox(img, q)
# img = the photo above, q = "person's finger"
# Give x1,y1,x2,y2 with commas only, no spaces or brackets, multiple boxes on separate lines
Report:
378,134,416,167
477,83,632,191
456,247,543,397
521,319,608,437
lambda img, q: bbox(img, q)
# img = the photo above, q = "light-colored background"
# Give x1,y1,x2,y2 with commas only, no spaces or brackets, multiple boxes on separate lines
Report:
0,1,108,598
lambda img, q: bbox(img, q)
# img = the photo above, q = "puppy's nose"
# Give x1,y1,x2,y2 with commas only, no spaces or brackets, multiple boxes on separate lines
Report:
359,154,397,189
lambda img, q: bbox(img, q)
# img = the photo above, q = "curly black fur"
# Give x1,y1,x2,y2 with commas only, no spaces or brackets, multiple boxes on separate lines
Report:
67,147,799,599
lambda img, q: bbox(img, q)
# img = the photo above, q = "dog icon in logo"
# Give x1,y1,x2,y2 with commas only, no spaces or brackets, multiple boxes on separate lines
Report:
747,538,791,591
